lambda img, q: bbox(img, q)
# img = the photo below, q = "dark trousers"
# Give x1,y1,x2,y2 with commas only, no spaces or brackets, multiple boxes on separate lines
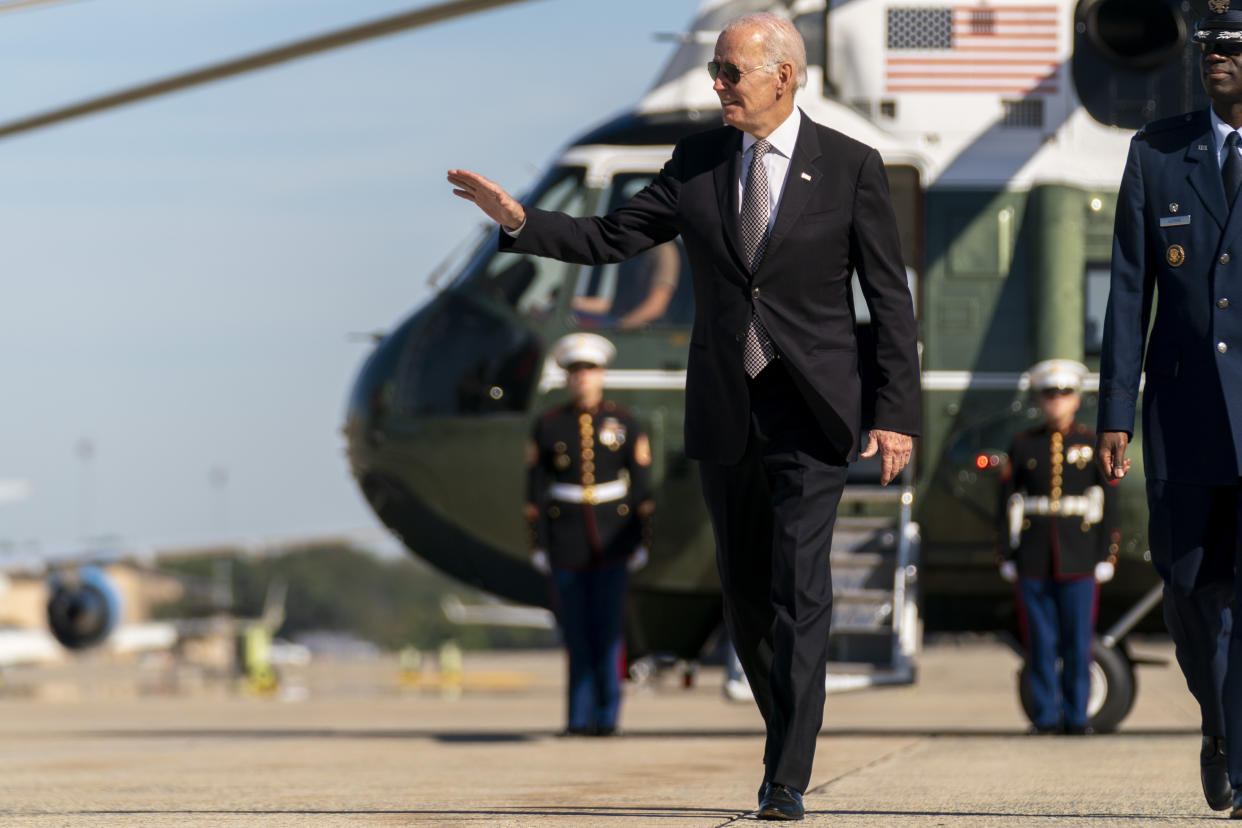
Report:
551,562,628,732
698,361,848,793
1147,479,1241,783
1015,576,1097,728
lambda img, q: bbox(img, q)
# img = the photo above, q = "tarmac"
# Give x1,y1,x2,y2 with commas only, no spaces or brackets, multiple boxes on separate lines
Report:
0,636,1222,826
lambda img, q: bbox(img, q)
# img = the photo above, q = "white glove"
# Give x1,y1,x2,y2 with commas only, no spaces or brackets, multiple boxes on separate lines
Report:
627,546,648,573
999,561,1018,583
1094,561,1115,583
531,549,551,575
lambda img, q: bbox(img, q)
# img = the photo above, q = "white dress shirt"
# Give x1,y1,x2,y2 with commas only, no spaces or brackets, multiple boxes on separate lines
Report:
739,108,803,233
1211,106,1242,170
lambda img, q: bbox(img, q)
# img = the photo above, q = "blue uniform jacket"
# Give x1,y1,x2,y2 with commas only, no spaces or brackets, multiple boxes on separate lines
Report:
1100,108,1242,484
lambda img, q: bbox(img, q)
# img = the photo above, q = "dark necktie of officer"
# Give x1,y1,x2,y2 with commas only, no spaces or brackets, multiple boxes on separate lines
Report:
1225,131,1242,207
741,139,777,378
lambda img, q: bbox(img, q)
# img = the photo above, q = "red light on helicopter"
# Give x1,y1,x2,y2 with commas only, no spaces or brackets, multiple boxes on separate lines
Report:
974,453,1002,470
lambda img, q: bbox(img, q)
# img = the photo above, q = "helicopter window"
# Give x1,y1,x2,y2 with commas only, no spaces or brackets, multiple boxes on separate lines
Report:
395,293,542,417
570,172,694,330
1084,264,1110,355
460,166,588,323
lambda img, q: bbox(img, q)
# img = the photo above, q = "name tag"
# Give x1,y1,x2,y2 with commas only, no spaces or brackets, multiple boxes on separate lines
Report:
1160,215,1191,227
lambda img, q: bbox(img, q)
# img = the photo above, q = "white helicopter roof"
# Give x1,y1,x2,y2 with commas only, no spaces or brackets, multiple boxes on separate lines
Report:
627,0,1137,192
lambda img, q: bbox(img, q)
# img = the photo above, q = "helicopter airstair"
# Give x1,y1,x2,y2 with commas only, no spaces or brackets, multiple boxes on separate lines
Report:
822,484,920,692
722,481,920,701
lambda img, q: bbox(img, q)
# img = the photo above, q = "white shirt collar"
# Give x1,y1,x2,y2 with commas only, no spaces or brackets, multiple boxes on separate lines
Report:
742,108,802,159
1211,107,1240,163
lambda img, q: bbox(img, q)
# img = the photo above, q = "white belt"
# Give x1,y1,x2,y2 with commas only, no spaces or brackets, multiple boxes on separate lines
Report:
1007,486,1104,549
549,479,628,505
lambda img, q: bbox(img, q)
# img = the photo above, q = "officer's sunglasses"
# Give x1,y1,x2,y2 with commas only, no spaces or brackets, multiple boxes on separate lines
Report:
1037,388,1076,398
707,60,777,83
1201,39,1242,58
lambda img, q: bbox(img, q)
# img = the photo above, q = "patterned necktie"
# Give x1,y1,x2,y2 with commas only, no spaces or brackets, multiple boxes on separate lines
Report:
740,139,777,378
1225,132,1242,208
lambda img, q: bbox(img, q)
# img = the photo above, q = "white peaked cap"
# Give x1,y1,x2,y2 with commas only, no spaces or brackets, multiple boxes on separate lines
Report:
1027,358,1088,392
551,332,616,369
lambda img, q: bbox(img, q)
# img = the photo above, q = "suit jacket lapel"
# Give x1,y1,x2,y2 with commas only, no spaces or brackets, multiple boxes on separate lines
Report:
760,114,822,271
1187,114,1227,231
713,130,747,273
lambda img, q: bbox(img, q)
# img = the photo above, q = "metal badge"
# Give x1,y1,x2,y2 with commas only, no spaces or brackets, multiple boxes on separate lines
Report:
800,172,812,181
1160,215,1192,227
1170,203,1179,213
1199,145,1210,151
1211,0,1229,14
1167,244,1186,267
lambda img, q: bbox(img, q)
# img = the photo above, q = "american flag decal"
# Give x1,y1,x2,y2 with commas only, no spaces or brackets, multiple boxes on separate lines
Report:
885,5,1061,94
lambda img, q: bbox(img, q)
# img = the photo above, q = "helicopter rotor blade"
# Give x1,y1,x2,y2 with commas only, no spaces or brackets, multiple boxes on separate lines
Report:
0,0,83,15
0,0,539,141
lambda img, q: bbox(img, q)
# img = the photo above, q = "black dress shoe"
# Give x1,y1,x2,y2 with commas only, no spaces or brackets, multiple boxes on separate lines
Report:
1063,724,1093,736
1027,723,1061,735
758,780,770,806
758,783,804,821
1201,736,1232,811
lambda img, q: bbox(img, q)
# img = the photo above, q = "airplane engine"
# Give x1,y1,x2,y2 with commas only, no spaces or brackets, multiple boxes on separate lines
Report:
46,566,122,650
1073,0,1205,129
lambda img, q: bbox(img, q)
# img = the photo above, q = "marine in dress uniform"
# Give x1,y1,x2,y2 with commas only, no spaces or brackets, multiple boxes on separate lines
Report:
998,360,1120,735
524,333,653,737
1097,1,1242,813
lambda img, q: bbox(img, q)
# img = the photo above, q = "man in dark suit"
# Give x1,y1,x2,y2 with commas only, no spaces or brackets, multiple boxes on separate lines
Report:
1097,2,1242,816
448,13,920,820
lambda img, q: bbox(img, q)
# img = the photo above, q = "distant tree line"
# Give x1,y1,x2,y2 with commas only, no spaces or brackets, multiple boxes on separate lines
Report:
152,545,556,651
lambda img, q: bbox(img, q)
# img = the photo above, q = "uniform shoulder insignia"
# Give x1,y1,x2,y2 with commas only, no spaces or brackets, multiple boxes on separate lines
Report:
1138,111,1202,141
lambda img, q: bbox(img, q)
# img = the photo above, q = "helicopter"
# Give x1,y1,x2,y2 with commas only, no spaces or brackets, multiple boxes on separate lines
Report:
0,0,1207,730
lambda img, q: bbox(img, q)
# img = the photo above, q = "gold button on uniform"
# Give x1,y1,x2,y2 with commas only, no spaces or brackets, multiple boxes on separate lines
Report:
1220,298,1231,309
1223,253,1232,265
751,287,761,298
1220,342,1229,354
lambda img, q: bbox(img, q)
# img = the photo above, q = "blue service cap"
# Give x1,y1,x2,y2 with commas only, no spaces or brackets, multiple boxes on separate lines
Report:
1195,0,1242,43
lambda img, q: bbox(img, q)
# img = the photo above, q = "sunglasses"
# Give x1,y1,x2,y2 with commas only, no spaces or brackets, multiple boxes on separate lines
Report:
1037,388,1076,398
707,60,776,84
1202,39,1242,57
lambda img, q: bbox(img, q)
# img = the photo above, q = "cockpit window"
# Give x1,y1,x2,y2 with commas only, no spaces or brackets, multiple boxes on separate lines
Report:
571,172,694,330
395,293,541,417
455,166,588,324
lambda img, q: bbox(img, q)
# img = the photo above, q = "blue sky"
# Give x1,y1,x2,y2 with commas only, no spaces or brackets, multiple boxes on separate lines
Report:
0,0,702,552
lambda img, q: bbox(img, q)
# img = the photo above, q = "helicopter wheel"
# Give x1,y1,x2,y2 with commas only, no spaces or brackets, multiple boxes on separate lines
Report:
1018,637,1136,734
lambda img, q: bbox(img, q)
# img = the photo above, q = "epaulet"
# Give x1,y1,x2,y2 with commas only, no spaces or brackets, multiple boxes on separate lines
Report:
1137,111,1201,141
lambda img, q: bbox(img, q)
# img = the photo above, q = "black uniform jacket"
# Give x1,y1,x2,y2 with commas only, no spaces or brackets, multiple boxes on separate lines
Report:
502,111,921,465
526,400,653,570
999,422,1121,579
1100,108,1242,483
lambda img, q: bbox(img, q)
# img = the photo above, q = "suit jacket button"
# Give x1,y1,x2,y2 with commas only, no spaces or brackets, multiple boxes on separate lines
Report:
1223,253,1232,265
1220,298,1231,309
751,287,761,298
1219,342,1229,354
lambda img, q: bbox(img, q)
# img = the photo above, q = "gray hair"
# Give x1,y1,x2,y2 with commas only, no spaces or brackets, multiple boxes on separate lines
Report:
721,13,808,92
